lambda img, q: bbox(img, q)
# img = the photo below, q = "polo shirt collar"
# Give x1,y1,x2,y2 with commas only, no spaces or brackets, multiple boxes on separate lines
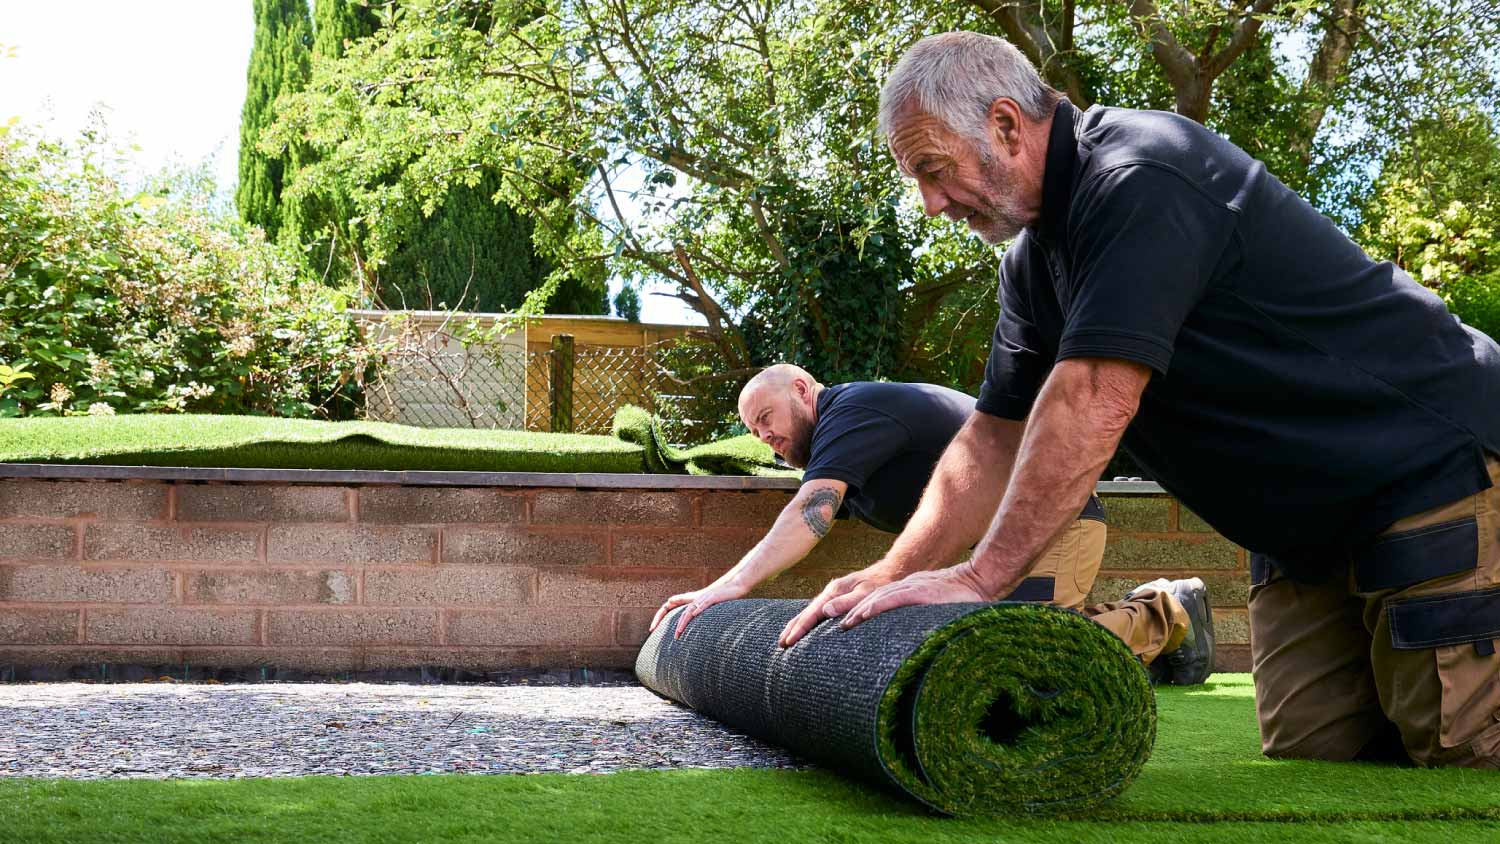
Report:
1034,99,1081,243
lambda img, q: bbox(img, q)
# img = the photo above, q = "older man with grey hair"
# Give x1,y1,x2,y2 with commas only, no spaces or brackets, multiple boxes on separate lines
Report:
781,31,1500,770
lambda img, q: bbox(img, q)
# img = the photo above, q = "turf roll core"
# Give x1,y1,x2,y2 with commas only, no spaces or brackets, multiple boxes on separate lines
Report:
636,599,1155,817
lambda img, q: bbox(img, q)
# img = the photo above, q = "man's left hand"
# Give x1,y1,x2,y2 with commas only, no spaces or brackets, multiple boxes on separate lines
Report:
838,562,995,630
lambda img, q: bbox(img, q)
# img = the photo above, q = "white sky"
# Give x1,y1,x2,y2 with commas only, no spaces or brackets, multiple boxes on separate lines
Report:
0,2,700,325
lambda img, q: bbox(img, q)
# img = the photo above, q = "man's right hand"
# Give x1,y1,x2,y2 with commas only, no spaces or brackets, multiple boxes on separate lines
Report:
650,580,750,639
778,563,899,647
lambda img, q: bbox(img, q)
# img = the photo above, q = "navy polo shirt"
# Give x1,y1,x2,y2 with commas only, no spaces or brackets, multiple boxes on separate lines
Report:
802,381,1105,534
977,100,1500,579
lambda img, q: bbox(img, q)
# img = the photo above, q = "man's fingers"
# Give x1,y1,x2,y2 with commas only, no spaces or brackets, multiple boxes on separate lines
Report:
820,585,874,619
649,594,691,632
778,609,820,648
778,579,851,647
840,583,909,630
674,602,705,639
779,597,835,647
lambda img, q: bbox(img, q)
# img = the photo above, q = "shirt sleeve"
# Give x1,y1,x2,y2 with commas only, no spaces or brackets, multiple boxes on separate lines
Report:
800,403,912,495
975,242,1056,420
1057,164,1237,373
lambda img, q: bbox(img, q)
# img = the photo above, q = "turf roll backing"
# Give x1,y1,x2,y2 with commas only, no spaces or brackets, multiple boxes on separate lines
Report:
636,599,1155,817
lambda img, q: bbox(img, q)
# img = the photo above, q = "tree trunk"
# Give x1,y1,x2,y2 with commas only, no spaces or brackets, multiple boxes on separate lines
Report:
1290,0,1365,167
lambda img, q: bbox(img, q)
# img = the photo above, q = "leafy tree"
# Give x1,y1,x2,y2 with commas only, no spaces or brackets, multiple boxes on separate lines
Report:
267,0,1498,395
613,284,642,322
1358,111,1500,338
270,0,606,314
236,0,313,241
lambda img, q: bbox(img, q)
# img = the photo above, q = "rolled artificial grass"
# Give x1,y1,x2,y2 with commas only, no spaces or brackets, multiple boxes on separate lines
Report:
609,404,798,477
0,414,647,473
636,599,1155,817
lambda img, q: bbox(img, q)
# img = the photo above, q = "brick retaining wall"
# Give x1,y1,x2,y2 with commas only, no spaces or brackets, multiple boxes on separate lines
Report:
0,472,1250,677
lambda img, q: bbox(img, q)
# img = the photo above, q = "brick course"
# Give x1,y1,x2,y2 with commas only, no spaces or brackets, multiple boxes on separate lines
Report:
532,491,692,526
0,525,75,560
86,608,257,646
0,565,172,604
443,528,605,567
176,485,349,523
86,524,259,563
364,567,533,607
268,525,435,565
185,570,356,606
0,481,1251,673
357,487,525,524
0,480,166,521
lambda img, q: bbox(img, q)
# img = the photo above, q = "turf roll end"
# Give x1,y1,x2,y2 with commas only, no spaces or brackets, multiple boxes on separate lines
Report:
636,599,1155,818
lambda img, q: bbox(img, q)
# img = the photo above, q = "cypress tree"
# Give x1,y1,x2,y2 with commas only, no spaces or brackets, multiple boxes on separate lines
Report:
279,0,383,276
313,0,380,61
236,0,313,242
380,172,608,314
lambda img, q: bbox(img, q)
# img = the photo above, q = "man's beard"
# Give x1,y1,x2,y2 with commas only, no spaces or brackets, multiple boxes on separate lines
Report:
779,405,816,468
964,158,1031,245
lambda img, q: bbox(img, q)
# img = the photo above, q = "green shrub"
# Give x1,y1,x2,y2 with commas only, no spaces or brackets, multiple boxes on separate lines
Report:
0,122,375,419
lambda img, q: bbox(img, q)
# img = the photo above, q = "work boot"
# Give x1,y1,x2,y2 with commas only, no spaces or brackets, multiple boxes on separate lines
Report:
1125,577,1216,686
1162,577,1215,685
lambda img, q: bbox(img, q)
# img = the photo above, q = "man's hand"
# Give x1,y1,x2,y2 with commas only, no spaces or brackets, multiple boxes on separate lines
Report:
837,563,993,631
650,580,750,639
778,563,899,647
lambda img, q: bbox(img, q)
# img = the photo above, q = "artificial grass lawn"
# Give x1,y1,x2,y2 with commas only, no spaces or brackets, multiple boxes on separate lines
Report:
0,414,646,473
4,676,1499,843
0,411,796,476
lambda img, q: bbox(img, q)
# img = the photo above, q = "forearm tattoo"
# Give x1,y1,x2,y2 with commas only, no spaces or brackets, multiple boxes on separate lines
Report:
801,487,842,539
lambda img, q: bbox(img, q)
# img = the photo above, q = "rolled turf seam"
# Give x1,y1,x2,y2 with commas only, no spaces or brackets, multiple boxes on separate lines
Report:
608,405,799,477
636,599,1156,817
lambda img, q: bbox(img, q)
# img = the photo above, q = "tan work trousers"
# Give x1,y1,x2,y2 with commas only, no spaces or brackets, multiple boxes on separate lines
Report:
1008,518,1186,666
1249,456,1500,768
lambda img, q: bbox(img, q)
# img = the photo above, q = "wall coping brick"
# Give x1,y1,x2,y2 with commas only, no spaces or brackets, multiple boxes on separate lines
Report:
0,463,1170,495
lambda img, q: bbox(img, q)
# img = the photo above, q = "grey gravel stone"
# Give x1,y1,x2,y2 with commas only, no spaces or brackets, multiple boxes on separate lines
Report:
0,682,801,780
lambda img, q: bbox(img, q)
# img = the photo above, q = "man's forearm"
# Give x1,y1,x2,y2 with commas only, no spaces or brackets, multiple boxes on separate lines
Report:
878,413,1024,576
719,483,844,590
968,358,1150,597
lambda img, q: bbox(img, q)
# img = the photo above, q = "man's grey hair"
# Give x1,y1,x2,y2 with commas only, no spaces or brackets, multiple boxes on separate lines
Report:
878,32,1057,147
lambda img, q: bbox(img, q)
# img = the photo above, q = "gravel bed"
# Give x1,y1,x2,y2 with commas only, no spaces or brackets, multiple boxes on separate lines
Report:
0,682,802,780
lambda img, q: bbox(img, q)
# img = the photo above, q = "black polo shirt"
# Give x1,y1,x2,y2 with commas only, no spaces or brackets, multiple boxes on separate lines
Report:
977,100,1500,579
802,381,1105,534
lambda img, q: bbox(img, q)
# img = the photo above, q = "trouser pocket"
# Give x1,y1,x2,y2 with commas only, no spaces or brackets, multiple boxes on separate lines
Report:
1386,587,1500,751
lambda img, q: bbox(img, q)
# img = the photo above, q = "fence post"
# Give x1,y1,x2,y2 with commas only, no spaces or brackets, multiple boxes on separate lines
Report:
549,333,575,433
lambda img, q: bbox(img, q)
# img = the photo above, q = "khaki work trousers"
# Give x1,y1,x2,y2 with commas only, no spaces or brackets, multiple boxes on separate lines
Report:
1249,456,1500,768
1009,518,1187,666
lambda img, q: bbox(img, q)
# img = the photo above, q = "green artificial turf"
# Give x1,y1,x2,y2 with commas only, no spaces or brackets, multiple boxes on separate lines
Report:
3,676,1498,843
870,602,1155,815
610,404,798,477
0,410,799,476
0,414,646,473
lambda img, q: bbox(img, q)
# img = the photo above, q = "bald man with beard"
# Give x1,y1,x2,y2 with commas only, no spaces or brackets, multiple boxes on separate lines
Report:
650,363,1217,685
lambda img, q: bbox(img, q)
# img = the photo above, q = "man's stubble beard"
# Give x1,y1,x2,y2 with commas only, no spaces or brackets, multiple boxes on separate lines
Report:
969,154,1031,246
